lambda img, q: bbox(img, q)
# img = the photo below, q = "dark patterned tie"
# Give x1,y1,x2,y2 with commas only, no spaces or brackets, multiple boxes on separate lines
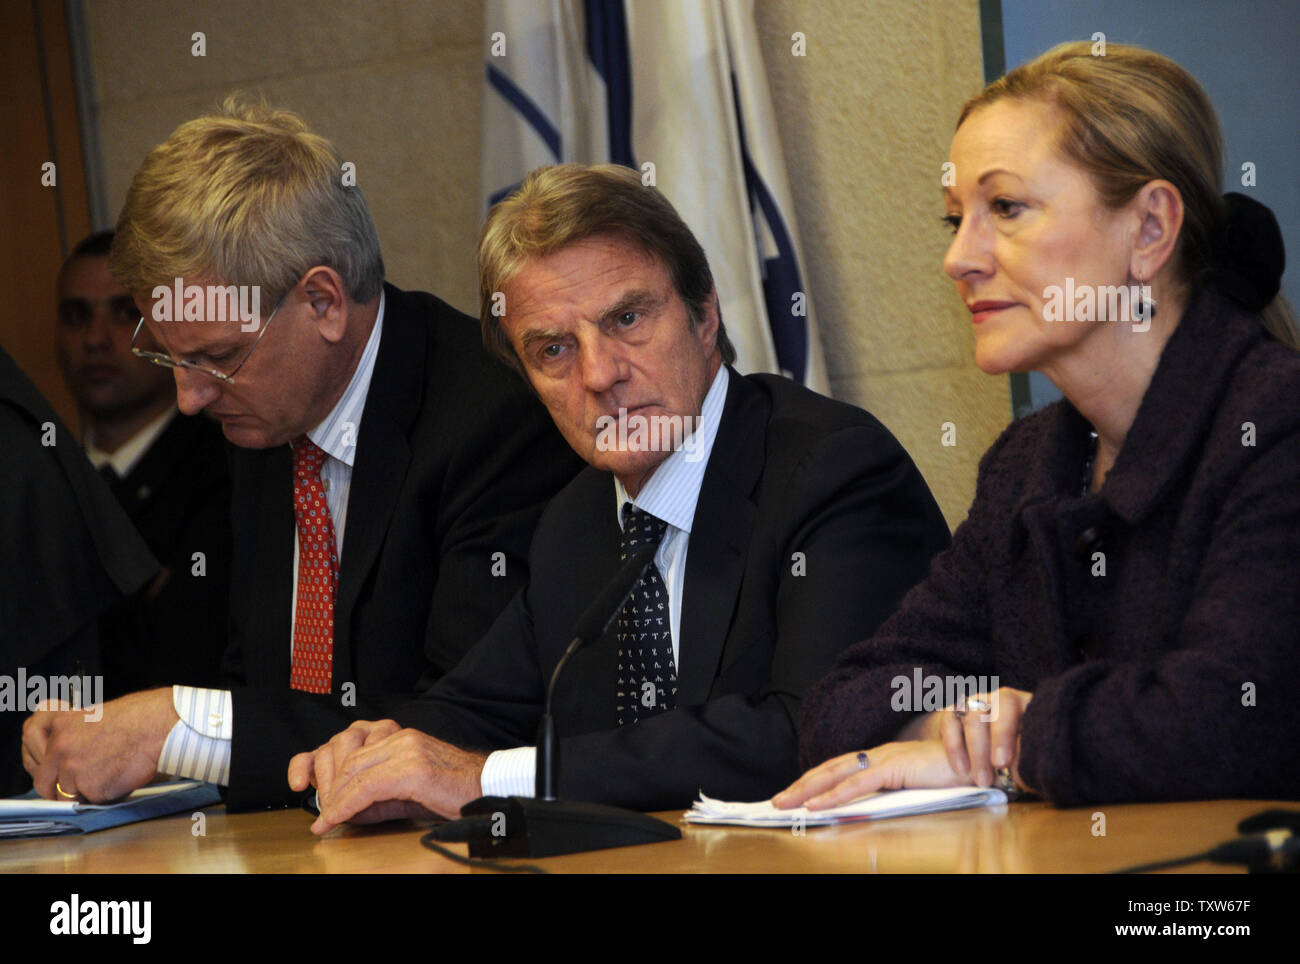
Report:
616,503,677,725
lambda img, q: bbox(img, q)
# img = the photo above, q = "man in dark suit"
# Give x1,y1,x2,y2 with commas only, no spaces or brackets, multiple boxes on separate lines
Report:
22,98,581,809
56,230,232,695
289,164,951,829
218,282,581,809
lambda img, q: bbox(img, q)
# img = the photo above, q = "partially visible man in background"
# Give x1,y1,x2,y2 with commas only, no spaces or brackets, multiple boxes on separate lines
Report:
56,230,232,694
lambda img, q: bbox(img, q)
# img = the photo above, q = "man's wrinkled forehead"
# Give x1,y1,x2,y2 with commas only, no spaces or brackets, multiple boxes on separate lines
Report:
507,240,671,322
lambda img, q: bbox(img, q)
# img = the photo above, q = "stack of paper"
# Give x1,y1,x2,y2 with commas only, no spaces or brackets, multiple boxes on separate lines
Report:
0,781,222,838
684,786,1008,827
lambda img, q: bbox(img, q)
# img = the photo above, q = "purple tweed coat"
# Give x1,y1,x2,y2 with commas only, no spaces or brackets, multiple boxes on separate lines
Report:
800,287,1300,805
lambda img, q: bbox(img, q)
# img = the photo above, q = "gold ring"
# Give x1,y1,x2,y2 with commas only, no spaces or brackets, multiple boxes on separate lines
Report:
55,782,78,800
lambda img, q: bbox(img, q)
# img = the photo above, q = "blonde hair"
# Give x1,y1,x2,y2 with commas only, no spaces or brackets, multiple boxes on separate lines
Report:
477,163,736,374
109,93,384,306
960,42,1297,347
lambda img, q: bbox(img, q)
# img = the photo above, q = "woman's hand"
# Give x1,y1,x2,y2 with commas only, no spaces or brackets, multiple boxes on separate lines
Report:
772,740,969,810
772,686,1036,810
937,686,1034,788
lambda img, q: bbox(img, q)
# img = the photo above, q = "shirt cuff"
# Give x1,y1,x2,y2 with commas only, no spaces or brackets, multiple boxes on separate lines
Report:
157,686,233,785
480,746,536,797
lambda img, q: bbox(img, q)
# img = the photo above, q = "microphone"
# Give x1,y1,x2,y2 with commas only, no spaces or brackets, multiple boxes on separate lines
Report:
1114,817,1300,874
438,541,682,859
1237,809,1300,836
536,540,657,800
1204,828,1300,873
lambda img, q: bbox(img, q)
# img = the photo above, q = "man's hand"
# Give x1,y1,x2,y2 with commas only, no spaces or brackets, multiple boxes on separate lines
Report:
288,721,488,835
22,688,178,802
287,718,401,801
772,740,969,810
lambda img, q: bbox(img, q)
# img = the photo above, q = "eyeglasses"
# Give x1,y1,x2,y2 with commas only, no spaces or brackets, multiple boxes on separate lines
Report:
130,287,290,384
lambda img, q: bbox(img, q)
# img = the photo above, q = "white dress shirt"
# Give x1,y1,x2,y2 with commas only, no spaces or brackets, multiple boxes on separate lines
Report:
158,293,385,784
84,405,178,479
480,366,729,796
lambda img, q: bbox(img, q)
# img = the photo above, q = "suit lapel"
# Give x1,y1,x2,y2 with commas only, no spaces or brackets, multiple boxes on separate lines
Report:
239,444,294,687
676,373,766,705
333,286,422,677
558,471,625,733
115,414,183,517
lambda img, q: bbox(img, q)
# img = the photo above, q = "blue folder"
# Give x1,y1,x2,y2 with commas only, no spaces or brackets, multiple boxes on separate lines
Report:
0,781,222,837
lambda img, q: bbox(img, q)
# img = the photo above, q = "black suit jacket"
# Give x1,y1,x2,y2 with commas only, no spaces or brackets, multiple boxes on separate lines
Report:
389,371,952,809
0,348,156,795
225,285,583,809
100,411,232,695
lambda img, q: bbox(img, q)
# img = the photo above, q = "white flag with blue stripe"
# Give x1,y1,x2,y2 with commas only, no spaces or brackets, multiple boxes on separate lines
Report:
482,0,829,393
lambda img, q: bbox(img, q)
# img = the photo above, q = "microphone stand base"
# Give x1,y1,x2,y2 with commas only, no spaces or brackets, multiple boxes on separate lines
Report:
460,795,681,858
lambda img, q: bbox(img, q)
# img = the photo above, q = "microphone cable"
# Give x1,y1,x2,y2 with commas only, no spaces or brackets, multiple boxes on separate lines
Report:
420,822,549,874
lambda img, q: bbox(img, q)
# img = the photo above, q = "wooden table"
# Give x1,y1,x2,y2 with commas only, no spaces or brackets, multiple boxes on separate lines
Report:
1,798,1286,873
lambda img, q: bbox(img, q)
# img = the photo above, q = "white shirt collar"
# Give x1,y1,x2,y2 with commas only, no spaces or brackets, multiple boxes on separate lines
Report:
84,406,178,478
306,289,385,467
614,365,729,534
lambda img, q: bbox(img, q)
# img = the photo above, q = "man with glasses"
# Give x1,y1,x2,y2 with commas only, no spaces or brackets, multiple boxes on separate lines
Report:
55,230,232,696
23,96,582,809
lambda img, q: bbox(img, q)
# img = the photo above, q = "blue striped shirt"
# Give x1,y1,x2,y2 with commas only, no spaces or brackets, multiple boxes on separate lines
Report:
482,365,729,797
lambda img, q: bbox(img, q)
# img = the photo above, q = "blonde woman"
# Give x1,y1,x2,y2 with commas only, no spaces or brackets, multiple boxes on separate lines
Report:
778,42,1299,809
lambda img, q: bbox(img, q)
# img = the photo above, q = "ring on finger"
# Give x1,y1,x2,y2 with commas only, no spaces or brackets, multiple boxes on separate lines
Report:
55,781,78,800
965,696,992,716
856,751,870,771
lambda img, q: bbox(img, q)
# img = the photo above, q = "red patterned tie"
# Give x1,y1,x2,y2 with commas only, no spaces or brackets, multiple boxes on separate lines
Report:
289,436,337,693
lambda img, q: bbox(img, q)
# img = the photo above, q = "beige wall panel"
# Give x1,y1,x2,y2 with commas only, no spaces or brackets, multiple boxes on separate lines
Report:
859,366,1012,530
755,0,1009,524
389,0,485,52
87,0,408,105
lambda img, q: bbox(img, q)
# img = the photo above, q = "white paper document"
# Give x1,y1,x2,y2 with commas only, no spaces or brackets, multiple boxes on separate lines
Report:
0,780,204,818
684,786,1008,827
